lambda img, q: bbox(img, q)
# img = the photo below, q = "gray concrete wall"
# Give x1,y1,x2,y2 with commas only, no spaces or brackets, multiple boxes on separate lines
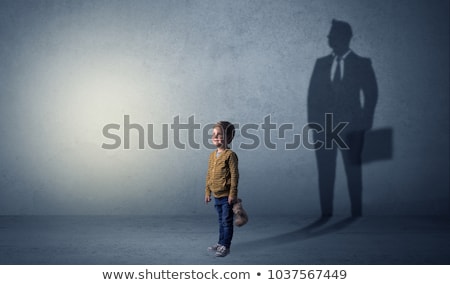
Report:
0,0,448,216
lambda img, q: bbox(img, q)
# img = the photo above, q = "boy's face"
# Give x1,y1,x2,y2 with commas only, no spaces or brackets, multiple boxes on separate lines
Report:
212,127,225,148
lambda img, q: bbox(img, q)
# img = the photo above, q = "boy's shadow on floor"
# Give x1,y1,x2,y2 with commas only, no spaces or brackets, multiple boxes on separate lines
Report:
233,216,360,251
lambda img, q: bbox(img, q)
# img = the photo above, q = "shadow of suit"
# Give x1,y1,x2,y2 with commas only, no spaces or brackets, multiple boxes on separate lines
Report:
307,20,378,217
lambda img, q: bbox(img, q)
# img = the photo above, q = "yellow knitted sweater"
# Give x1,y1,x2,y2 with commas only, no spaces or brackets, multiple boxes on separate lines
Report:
205,149,239,199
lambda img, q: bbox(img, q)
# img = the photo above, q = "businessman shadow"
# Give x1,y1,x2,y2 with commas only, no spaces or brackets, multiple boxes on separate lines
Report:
233,216,360,252
307,19,393,217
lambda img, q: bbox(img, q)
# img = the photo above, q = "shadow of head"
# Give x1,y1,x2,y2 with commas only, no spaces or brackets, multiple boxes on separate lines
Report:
328,19,353,54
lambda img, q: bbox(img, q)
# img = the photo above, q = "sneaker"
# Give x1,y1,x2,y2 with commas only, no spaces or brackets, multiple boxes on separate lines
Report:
215,245,230,257
207,244,221,251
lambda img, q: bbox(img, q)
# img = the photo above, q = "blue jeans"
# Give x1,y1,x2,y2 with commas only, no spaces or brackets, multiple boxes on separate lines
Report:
214,197,234,248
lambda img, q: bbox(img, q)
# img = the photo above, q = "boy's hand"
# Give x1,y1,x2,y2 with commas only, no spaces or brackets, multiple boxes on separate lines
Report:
228,196,236,205
205,195,211,204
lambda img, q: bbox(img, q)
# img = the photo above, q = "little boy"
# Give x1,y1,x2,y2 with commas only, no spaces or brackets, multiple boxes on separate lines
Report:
205,121,239,257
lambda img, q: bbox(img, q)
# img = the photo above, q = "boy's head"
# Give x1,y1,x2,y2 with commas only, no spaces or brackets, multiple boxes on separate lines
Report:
212,121,235,148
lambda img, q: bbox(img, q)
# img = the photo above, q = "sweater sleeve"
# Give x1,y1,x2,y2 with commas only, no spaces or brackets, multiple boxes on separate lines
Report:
205,152,213,196
228,151,239,198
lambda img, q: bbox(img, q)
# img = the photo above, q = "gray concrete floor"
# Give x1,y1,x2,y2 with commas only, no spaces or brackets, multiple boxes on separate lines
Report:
0,215,449,265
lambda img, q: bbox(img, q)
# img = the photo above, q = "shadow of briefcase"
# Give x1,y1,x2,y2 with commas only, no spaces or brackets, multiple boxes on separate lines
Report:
362,128,393,164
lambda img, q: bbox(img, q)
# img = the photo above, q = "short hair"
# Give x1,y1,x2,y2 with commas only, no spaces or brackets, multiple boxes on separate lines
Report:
214,121,235,145
330,19,353,41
